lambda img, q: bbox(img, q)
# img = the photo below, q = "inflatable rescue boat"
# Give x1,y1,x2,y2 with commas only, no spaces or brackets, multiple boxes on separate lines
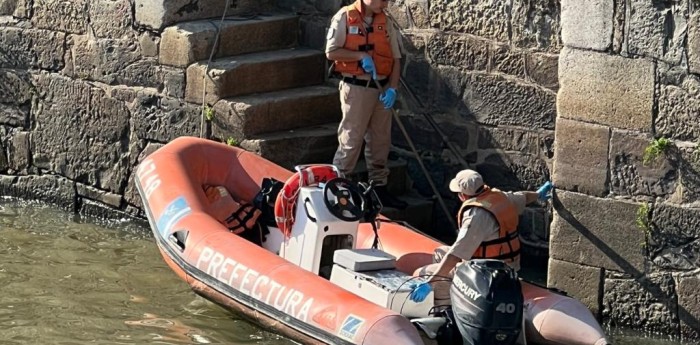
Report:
135,137,610,345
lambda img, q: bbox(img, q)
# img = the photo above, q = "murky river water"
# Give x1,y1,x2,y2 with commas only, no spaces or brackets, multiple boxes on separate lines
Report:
0,199,684,345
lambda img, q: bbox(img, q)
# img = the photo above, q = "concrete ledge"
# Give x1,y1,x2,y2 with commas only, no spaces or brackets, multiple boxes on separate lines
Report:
0,175,76,211
160,14,299,67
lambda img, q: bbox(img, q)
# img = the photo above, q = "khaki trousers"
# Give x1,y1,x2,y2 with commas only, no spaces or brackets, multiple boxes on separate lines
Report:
332,81,392,185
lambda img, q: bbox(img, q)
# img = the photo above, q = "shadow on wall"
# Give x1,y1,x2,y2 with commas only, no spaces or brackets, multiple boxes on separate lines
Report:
386,25,557,244
553,190,699,339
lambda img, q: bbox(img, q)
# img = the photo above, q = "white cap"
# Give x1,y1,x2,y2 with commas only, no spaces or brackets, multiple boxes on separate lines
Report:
449,169,484,196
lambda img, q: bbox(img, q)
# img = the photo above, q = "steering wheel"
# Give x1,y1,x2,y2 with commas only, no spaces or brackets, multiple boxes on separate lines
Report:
322,177,365,222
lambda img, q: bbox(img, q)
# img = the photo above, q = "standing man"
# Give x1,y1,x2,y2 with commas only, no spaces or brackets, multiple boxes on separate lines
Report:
325,0,407,209
409,169,553,305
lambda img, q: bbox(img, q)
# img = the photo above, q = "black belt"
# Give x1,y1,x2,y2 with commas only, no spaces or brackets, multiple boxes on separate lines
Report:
341,77,389,89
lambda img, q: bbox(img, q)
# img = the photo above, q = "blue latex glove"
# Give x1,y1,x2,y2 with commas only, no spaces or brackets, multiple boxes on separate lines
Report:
537,181,553,201
408,282,432,303
379,88,397,109
360,55,377,80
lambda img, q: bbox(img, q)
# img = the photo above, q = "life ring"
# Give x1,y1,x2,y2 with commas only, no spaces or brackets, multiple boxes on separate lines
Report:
274,165,339,237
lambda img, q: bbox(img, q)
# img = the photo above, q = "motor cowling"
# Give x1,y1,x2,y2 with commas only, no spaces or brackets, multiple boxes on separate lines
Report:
450,259,523,345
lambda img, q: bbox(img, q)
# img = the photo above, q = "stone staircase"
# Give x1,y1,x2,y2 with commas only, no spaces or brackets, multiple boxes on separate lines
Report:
155,7,434,231
158,13,340,164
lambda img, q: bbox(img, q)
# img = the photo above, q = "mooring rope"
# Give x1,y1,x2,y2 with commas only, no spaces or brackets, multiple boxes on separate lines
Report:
200,0,233,138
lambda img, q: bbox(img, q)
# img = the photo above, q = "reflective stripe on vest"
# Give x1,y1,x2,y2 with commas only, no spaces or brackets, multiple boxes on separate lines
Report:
333,0,394,77
457,188,521,261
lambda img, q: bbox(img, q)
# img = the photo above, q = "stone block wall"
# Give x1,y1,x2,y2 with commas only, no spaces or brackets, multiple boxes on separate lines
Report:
551,0,700,340
0,0,559,239
0,0,262,217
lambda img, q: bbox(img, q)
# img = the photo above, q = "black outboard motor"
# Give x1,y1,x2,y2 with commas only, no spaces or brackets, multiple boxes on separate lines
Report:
450,259,523,345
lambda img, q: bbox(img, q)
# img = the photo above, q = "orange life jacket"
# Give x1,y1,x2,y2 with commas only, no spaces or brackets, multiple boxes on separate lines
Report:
333,0,394,77
457,187,521,262
205,185,261,235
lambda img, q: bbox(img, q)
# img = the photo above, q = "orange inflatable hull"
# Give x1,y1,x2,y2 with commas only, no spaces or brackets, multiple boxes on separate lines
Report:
135,137,609,345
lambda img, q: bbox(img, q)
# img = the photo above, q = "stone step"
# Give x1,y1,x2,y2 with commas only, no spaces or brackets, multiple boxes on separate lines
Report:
135,0,275,31
211,85,341,139
240,122,338,170
186,48,326,104
345,158,410,196
238,124,410,195
160,14,299,67
376,192,434,232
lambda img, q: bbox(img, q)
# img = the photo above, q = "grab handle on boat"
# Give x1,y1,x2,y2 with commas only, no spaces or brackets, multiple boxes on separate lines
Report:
294,164,343,187
303,197,317,223
168,230,188,252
